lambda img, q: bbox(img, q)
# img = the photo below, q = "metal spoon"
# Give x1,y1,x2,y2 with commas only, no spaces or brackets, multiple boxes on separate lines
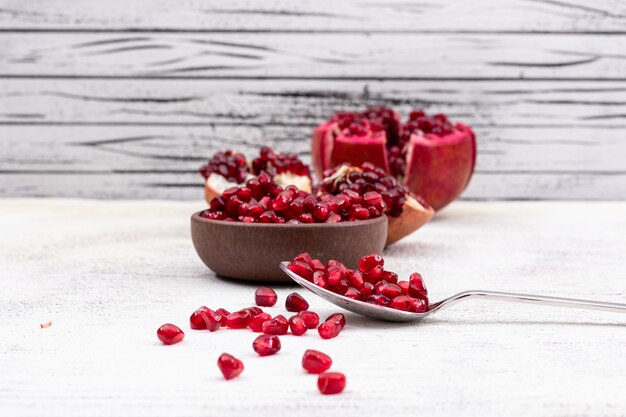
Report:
279,262,626,322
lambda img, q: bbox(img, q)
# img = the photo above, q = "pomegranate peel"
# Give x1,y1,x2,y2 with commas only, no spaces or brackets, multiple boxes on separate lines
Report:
312,108,476,211
386,195,434,245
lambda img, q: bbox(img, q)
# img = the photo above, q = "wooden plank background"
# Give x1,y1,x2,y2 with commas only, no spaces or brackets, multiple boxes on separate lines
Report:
0,0,625,200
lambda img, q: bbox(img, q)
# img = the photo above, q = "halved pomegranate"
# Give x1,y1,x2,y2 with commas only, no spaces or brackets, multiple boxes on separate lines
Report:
200,146,313,203
312,108,476,211
317,163,434,245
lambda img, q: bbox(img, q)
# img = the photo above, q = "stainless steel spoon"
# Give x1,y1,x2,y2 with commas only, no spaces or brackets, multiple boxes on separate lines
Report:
279,262,626,322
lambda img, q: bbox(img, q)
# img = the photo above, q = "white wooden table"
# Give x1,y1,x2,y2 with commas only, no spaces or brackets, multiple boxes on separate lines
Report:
1,199,625,417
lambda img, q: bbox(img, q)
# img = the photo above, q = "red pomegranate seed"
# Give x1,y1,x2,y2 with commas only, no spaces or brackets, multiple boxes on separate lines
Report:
327,260,346,270
318,321,341,339
365,294,390,306
262,315,289,335
325,313,346,330
309,259,326,272
363,265,384,283
285,293,309,312
216,308,230,326
293,252,313,264
409,297,428,313
389,295,412,311
157,324,185,345
225,310,253,329
318,372,346,395
248,312,272,332
382,271,398,284
298,310,320,329
302,349,332,374
408,272,428,300
398,281,409,295
344,287,362,300
347,270,364,289
376,282,402,299
255,287,278,307
289,315,307,336
288,261,313,280
327,267,345,286
358,253,384,273
246,306,263,316
312,271,328,289
361,282,375,297
252,334,281,356
189,306,222,331
217,353,244,380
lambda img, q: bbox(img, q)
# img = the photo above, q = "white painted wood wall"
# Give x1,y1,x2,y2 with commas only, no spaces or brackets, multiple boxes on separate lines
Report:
0,0,625,200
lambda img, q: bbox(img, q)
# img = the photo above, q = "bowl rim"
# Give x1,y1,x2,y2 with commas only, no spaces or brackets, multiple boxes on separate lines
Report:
191,211,388,228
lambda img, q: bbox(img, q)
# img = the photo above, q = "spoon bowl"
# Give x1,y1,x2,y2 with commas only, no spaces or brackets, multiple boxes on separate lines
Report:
280,262,626,322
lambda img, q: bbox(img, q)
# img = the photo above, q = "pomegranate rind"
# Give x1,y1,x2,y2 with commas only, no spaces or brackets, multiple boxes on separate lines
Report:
386,195,434,246
330,130,390,175
403,123,476,211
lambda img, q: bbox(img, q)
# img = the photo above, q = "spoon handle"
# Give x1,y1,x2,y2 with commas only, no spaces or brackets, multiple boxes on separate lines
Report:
433,290,626,314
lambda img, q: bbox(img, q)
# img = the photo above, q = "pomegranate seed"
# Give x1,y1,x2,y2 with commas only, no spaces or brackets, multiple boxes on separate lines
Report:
302,349,332,374
255,287,278,307
376,282,402,299
217,353,244,380
285,293,309,312
408,272,428,300
409,297,428,313
365,294,390,306
289,315,307,336
382,271,398,284
225,310,253,329
327,260,347,270
252,334,281,356
398,281,409,295
347,270,364,289
262,315,289,335
312,271,328,289
189,306,222,331
288,261,313,280
157,324,185,345
389,295,412,311
344,287,362,300
349,205,369,220
309,259,326,272
248,312,272,332
361,282,375,297
327,267,345,286
298,311,320,329
216,308,230,326
318,321,341,339
358,254,384,273
363,191,383,207
246,306,263,316
293,252,313,264
312,202,331,221
326,213,342,223
363,265,384,283
318,372,346,395
325,313,346,330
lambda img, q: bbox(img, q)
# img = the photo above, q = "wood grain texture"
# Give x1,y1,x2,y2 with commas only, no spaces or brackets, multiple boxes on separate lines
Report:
1,0,625,32
2,32,626,79
1,199,625,417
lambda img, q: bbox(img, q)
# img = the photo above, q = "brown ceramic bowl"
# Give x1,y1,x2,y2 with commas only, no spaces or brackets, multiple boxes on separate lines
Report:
191,212,388,282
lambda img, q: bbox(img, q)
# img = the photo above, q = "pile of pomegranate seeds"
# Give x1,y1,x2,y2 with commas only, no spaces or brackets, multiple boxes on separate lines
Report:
288,252,429,312
156,287,348,394
200,171,386,224
318,162,411,218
